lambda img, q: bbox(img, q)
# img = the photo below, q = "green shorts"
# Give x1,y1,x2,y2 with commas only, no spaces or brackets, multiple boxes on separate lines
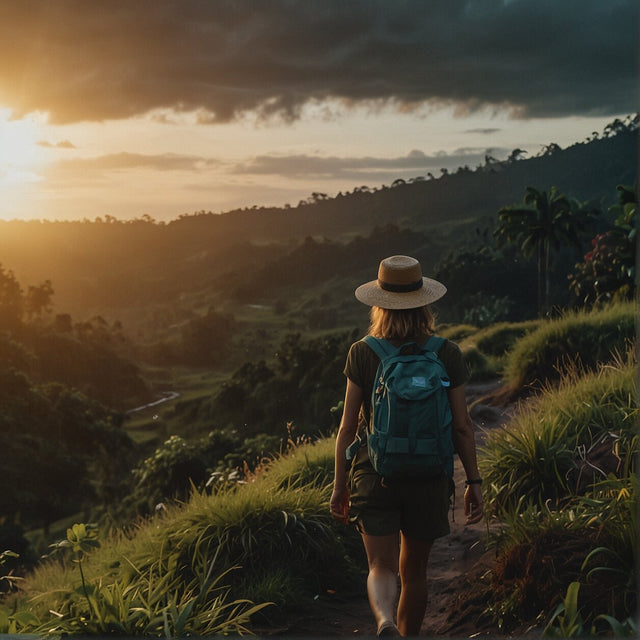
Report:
348,446,452,541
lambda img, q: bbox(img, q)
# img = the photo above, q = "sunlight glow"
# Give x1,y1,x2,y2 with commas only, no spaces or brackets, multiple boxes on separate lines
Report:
0,108,47,185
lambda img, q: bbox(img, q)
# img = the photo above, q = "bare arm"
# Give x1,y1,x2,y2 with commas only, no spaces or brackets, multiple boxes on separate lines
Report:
448,385,484,524
330,379,363,523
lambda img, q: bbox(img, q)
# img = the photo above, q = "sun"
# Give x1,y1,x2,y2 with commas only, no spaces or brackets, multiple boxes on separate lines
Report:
0,108,47,186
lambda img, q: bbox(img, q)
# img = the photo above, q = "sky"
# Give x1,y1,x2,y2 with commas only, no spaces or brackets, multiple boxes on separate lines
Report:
0,0,637,222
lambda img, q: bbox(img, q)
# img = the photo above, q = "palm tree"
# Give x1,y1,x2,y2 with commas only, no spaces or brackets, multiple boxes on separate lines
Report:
494,186,592,315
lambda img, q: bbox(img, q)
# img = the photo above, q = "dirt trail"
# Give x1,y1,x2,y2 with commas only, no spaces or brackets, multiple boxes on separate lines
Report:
268,380,517,638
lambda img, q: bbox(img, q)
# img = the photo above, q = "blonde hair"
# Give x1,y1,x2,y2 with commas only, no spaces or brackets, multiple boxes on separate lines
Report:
368,305,436,340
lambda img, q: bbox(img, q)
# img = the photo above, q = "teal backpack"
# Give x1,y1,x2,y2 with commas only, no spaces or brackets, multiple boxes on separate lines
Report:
362,335,454,480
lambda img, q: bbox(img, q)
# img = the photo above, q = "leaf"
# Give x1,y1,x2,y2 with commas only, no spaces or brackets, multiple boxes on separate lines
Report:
13,610,40,626
594,614,630,636
0,607,10,633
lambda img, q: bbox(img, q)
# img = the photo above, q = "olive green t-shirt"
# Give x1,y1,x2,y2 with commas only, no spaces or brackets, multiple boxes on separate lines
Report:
344,335,469,430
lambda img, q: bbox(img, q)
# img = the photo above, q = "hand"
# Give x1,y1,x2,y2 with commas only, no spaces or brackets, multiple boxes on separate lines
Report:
330,486,350,524
464,484,483,525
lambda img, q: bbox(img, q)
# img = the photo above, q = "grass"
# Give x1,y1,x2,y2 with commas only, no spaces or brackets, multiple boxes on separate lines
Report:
479,333,638,632
485,475,638,634
8,304,637,636
441,320,540,381
503,302,635,390
480,352,637,511
470,320,541,356
7,437,361,635
459,344,500,380
438,323,479,342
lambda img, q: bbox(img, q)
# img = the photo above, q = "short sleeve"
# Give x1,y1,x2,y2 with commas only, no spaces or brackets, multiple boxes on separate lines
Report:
344,340,367,389
438,339,470,388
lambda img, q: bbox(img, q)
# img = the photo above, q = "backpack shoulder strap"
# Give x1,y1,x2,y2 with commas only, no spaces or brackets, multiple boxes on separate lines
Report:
362,335,396,360
423,335,446,353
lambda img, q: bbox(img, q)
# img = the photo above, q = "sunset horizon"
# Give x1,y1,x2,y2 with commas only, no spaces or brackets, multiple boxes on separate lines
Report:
0,0,636,222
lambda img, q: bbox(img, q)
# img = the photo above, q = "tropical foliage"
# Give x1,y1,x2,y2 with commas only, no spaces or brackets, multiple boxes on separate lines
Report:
569,184,637,305
494,186,597,315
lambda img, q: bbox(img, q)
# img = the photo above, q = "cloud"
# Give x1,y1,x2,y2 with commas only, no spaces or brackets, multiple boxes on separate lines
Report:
37,139,76,148
233,147,510,180
0,0,635,124
44,152,221,187
68,152,217,171
465,128,502,135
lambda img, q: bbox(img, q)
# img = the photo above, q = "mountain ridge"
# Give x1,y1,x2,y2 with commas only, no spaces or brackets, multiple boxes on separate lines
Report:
0,127,636,319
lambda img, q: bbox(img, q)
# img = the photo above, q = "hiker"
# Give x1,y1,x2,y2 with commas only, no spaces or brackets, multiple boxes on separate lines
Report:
330,255,483,638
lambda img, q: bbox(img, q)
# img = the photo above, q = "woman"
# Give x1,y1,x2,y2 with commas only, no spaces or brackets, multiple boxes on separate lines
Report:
330,255,483,637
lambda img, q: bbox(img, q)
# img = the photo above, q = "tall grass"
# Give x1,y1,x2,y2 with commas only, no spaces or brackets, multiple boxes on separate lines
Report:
503,302,635,390
486,475,638,633
471,320,541,357
480,341,638,631
480,354,637,512
444,320,541,381
438,323,479,342
9,437,360,635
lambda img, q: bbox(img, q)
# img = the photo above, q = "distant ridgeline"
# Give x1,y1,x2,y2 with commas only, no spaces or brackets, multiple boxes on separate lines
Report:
0,120,636,319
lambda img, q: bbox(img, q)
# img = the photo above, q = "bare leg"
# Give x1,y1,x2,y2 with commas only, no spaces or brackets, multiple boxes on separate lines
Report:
361,533,400,633
397,532,433,636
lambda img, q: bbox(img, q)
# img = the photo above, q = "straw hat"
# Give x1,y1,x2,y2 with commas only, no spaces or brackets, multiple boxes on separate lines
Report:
355,255,446,309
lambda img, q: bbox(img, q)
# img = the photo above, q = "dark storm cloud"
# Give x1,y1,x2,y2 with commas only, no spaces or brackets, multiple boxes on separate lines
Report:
0,0,635,123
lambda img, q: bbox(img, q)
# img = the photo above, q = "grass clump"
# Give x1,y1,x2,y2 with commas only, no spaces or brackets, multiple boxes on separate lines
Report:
485,476,637,634
459,344,499,381
503,302,635,390
6,437,360,635
457,320,541,381
480,354,636,511
471,320,541,357
438,323,479,342
478,334,638,632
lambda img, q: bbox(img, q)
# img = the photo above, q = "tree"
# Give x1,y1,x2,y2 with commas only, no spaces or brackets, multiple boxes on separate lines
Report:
180,308,235,365
25,280,54,321
539,142,562,156
0,265,23,331
494,187,594,315
507,148,527,163
569,185,637,305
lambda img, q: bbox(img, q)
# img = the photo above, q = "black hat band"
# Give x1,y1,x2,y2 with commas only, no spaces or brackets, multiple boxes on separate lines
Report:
378,279,423,293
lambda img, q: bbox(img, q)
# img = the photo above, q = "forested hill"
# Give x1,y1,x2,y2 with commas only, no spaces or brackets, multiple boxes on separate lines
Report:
0,125,636,317
209,126,637,241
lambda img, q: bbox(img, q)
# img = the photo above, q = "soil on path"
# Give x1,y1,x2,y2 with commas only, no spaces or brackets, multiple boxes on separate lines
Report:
263,381,532,638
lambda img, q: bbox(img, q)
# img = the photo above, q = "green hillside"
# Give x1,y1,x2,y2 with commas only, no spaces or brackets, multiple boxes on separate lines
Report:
2,303,636,635
0,124,635,324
